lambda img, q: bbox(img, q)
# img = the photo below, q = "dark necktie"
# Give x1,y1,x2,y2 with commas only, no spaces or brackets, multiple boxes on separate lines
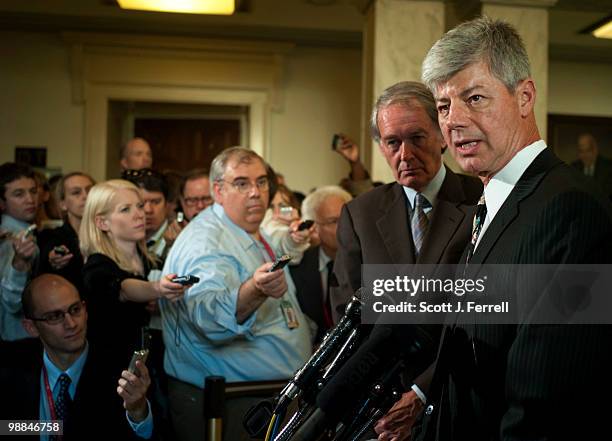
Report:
466,194,487,264
323,260,335,328
51,373,72,440
411,193,431,257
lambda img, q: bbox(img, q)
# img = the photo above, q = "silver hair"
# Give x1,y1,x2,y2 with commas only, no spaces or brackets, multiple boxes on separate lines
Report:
422,16,531,93
370,81,439,143
301,185,352,221
209,146,264,201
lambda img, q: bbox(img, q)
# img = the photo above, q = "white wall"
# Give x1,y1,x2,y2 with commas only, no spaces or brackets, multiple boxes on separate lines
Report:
0,31,361,194
2,31,611,194
268,47,362,193
0,32,84,173
548,60,612,117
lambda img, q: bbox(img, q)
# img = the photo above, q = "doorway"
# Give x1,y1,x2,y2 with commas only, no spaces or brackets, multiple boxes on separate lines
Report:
107,100,248,177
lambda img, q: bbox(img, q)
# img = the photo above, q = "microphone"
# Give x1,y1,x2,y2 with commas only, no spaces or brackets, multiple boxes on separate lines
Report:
288,322,437,441
274,293,363,412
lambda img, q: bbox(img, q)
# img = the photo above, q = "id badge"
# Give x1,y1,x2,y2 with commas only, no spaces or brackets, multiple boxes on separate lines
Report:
280,300,299,329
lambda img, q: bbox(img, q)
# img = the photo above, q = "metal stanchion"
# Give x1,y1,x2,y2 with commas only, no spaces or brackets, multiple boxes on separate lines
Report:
204,376,225,441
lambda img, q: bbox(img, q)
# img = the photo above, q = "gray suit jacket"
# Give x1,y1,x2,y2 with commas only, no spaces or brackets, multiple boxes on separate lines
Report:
331,166,482,392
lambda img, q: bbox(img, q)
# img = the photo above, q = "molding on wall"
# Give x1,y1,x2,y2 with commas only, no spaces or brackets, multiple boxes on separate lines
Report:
63,31,295,112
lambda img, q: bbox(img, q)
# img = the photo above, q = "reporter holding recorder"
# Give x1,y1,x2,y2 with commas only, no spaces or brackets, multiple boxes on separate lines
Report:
160,147,312,441
79,179,191,372
36,172,95,293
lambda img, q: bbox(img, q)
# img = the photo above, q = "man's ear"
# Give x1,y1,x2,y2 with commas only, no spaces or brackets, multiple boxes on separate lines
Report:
95,214,110,232
213,182,224,206
22,319,40,338
120,158,128,170
517,78,536,118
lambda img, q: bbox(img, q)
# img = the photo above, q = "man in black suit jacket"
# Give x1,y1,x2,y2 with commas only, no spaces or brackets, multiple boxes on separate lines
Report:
0,274,154,440
418,16,612,440
331,81,482,440
289,186,352,343
571,133,612,199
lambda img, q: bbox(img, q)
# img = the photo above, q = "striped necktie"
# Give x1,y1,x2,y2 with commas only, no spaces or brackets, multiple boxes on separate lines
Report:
411,193,430,257
466,194,487,264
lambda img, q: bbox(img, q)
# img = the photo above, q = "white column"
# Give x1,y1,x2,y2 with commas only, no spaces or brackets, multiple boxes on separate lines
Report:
481,0,557,141
362,0,446,183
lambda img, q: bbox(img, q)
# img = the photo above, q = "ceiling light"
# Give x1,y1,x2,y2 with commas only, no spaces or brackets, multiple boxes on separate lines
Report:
581,14,612,40
117,0,235,15
593,19,612,39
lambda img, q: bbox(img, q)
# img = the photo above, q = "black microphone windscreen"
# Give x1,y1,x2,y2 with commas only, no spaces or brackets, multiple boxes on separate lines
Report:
316,323,436,423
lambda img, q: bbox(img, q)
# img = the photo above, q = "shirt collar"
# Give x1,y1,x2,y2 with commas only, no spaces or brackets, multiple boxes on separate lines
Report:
212,202,262,252
1,214,31,233
484,140,547,221
318,247,333,273
402,163,446,210
43,342,89,398
148,220,168,243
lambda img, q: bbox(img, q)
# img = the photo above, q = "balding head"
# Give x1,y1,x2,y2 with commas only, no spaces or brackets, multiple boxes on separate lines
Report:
577,133,599,167
22,275,88,367
121,137,153,170
23,274,81,319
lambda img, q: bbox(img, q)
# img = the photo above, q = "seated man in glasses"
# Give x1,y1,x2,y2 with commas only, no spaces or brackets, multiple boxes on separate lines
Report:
161,147,312,441
0,274,154,439
179,169,213,222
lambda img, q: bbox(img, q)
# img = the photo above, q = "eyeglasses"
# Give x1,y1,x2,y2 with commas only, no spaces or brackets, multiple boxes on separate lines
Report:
28,301,85,325
183,195,213,207
316,217,339,227
122,168,162,180
219,177,269,194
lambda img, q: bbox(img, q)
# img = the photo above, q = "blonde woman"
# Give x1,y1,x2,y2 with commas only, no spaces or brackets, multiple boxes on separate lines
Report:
80,179,189,369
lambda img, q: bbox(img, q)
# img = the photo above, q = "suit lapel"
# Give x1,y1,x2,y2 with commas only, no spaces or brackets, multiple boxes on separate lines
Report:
419,168,468,264
376,183,416,264
470,148,563,264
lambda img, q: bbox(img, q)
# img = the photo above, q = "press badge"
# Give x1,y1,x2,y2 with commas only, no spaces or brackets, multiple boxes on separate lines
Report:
280,300,299,329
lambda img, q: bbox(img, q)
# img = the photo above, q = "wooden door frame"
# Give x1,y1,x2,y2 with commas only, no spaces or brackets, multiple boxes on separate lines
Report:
85,83,268,182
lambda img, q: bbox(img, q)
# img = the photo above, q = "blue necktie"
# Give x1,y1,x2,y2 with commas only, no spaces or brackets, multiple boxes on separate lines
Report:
51,373,72,440
411,193,431,257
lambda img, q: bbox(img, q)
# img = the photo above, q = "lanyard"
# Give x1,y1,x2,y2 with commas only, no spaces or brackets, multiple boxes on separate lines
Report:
42,364,58,421
259,235,276,262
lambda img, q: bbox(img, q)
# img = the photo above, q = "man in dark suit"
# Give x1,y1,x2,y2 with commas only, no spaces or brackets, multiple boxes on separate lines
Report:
571,133,612,199
418,16,612,440
0,274,154,440
289,186,352,343
331,81,482,441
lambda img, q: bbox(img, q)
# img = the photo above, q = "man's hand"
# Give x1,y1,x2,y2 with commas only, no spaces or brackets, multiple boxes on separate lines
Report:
163,219,184,247
48,246,73,270
117,360,151,423
334,134,360,164
374,390,424,441
253,263,288,299
288,220,313,246
236,263,289,323
11,233,37,272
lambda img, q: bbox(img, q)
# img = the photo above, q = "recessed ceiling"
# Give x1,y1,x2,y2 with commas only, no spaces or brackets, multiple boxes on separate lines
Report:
0,0,610,59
